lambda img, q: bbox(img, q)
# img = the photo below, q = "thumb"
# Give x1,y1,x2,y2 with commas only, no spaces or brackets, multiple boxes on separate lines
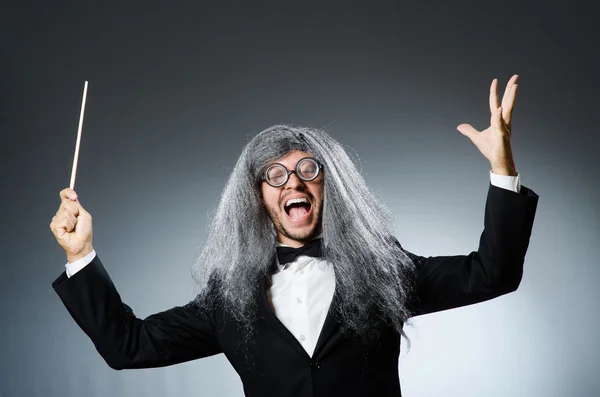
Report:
72,198,91,217
456,123,478,139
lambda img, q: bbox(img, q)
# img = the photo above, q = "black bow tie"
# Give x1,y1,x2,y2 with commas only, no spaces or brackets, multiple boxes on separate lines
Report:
276,238,323,266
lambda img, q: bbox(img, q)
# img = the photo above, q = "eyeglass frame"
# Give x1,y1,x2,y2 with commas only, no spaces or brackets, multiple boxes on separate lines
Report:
260,157,324,187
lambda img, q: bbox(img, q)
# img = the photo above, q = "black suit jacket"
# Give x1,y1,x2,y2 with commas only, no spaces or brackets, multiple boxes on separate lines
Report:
53,184,538,397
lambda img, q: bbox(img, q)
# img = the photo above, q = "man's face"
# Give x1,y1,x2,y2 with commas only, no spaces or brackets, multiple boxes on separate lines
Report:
260,150,324,248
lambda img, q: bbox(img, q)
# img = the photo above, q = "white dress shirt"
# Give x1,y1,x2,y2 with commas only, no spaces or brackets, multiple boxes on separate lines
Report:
65,171,521,357
269,238,335,357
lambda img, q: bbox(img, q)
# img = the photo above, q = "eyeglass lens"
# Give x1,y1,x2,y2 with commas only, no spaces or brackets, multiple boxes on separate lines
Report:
267,158,319,186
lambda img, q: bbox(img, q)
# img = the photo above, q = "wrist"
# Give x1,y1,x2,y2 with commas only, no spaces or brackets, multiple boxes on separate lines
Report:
67,244,94,264
491,158,517,176
491,166,518,176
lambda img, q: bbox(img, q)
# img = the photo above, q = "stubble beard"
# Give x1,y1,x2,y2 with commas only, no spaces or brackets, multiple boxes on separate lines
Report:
266,201,323,244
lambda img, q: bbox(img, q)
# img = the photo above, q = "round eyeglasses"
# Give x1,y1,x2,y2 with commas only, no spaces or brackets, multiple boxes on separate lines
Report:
261,157,324,187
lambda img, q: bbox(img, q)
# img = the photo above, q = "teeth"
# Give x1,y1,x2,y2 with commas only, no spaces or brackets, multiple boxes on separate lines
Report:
285,197,308,208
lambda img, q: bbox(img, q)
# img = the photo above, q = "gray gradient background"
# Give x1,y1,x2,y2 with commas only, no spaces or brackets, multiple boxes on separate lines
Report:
2,2,599,396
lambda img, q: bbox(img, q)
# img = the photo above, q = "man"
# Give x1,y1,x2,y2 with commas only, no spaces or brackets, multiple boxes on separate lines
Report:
50,75,538,396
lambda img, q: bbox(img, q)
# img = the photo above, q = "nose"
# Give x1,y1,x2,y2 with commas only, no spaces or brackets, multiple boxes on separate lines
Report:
285,171,304,189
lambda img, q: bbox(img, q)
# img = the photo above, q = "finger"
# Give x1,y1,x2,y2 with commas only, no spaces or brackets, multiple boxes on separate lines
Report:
490,106,503,129
72,199,90,217
502,84,518,126
54,210,78,227
60,188,78,202
65,211,77,226
501,74,519,110
491,106,509,135
456,123,479,139
489,78,499,114
60,201,80,217
52,216,76,235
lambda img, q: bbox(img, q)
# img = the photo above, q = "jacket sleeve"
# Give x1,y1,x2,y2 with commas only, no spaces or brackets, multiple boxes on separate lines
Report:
52,255,222,370
406,183,539,317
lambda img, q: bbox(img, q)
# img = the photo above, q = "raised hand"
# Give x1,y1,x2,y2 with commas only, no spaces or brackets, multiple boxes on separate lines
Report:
457,75,519,176
50,188,94,263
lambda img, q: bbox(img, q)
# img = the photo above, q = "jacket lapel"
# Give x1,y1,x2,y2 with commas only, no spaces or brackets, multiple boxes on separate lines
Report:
312,288,342,358
257,272,311,359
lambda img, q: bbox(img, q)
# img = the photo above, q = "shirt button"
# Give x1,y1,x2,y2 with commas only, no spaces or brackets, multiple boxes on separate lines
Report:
299,269,304,274
300,334,306,341
297,297,302,304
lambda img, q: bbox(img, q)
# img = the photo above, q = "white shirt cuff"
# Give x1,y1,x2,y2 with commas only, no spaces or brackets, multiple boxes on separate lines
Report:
489,170,521,193
65,249,97,278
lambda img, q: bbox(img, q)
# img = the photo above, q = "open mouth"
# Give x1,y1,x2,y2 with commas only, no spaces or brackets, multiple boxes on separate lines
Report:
284,197,313,220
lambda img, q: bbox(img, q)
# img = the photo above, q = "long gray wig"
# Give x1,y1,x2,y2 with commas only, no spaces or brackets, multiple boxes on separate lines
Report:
192,125,417,343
